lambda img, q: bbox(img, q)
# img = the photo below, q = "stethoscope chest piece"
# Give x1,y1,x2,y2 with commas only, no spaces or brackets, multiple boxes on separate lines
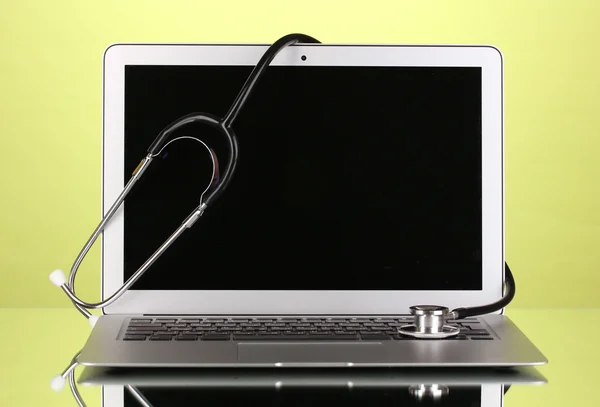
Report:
398,305,460,339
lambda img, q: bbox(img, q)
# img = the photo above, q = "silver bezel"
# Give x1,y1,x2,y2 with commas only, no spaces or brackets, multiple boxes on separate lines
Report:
102,43,504,315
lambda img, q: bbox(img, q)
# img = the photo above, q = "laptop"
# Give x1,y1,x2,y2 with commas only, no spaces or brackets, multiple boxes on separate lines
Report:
77,366,546,406
76,42,547,367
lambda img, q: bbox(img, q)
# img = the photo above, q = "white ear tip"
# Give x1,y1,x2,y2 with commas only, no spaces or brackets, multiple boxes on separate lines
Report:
50,269,67,287
88,315,99,328
50,374,66,391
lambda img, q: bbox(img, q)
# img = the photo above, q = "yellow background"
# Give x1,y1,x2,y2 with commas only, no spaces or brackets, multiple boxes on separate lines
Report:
0,0,598,307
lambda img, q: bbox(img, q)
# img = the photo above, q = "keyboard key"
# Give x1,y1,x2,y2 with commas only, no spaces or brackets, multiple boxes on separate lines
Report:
201,333,231,340
364,323,387,328
127,326,164,331
123,335,147,341
128,324,163,328
149,335,173,341
131,318,153,322
465,330,490,336
155,318,177,323
470,336,494,340
179,319,200,323
125,331,153,336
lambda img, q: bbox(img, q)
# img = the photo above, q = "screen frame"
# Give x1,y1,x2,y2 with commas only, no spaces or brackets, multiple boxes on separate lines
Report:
102,43,504,315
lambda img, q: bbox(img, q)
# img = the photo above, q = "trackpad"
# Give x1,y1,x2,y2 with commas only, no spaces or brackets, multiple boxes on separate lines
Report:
237,343,383,363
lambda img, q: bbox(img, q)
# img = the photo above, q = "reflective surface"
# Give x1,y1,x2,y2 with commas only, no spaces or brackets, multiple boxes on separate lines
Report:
1,309,599,406
70,364,550,407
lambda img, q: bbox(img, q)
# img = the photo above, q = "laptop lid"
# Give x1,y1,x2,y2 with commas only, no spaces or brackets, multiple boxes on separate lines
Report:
101,43,504,315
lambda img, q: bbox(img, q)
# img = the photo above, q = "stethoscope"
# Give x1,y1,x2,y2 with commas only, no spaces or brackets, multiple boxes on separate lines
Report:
48,33,516,339
399,263,515,338
48,33,321,327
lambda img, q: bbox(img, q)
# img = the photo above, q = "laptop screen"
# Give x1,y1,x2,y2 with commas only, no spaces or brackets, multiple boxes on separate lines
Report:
123,65,482,291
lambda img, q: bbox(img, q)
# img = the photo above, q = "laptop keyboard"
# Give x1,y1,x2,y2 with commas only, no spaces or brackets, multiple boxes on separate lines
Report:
121,317,494,341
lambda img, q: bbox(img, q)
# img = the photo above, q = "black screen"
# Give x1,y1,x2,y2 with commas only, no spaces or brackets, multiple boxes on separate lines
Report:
123,64,482,290
124,386,482,406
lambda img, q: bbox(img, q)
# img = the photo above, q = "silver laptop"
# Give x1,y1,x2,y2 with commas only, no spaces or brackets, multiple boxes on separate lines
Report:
77,42,547,367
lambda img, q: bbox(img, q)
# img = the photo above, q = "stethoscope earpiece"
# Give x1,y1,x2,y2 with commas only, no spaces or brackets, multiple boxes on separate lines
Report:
50,374,67,392
50,269,67,287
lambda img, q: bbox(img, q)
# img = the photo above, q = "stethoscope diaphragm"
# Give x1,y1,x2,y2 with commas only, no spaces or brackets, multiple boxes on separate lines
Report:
398,305,460,339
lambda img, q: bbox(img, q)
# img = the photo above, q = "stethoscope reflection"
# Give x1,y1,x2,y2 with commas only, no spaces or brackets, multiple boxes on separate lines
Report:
52,350,151,407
